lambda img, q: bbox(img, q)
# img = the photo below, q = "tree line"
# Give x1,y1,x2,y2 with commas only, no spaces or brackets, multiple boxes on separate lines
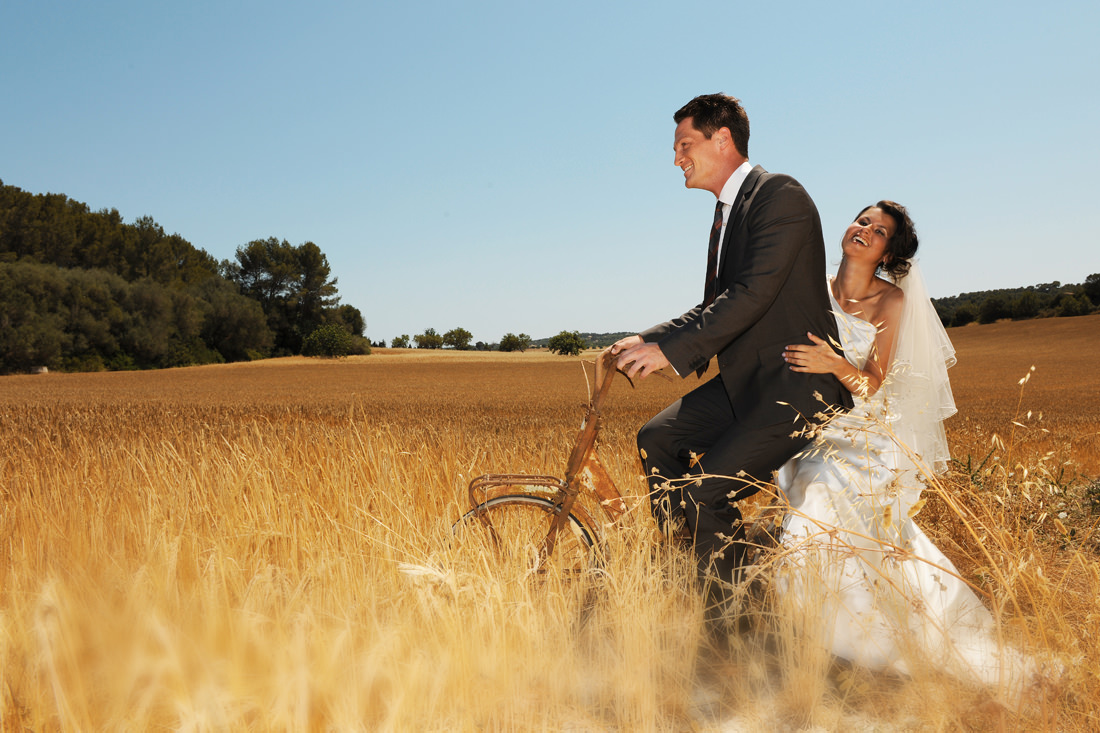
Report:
395,279,1100,362
387,330,593,356
0,181,367,373
4,179,1096,373
932,277,1099,327
389,330,536,352
386,275,1100,362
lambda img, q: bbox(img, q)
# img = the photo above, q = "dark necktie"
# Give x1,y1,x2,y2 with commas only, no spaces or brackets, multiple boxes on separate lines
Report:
703,199,724,310
697,200,725,377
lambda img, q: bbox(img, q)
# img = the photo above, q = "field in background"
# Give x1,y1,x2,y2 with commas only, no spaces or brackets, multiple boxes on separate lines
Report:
2,315,1099,730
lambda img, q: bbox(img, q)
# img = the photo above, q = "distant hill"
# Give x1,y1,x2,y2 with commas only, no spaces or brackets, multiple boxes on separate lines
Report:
531,332,635,349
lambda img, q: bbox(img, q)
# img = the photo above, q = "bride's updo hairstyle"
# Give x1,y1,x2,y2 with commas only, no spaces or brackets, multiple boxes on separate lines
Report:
863,199,918,281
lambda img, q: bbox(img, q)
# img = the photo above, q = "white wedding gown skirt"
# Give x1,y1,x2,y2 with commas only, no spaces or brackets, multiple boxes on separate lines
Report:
774,293,1034,696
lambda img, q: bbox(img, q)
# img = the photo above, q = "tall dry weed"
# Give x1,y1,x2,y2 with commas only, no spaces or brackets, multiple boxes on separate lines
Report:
1,334,1098,729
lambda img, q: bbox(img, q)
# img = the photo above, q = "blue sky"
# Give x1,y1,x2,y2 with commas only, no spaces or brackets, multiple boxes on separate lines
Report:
3,1,1097,345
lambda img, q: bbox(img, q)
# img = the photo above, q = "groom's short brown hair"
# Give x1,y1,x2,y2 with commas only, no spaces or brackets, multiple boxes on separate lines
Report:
674,94,750,158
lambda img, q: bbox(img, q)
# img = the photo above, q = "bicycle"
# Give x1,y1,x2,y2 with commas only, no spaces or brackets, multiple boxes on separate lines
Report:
451,348,782,575
451,348,627,574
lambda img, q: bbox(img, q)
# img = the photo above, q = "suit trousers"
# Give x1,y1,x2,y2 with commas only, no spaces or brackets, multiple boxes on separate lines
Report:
637,375,810,585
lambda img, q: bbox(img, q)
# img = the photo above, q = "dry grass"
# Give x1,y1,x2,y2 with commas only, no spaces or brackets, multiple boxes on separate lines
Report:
2,316,1099,730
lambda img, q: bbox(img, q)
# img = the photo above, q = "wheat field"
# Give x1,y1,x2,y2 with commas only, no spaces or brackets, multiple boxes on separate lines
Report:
2,315,1099,731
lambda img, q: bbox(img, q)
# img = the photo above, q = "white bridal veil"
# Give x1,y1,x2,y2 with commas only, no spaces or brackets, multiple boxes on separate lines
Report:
884,260,957,474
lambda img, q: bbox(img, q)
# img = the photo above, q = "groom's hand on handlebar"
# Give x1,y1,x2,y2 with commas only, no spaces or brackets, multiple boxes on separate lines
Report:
611,336,670,380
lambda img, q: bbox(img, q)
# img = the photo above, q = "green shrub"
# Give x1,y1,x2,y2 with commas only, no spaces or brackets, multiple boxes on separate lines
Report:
547,330,587,356
302,324,355,358
348,335,372,356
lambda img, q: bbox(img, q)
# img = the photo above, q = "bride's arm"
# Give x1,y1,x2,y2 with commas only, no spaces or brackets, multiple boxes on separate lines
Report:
783,290,904,397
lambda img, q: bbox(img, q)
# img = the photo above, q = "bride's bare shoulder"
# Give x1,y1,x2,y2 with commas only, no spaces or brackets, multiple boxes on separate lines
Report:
878,278,903,300
877,280,904,323
868,278,904,326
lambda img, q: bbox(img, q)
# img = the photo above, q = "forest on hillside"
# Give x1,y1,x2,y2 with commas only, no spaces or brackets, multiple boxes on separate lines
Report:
933,279,1098,326
0,181,367,373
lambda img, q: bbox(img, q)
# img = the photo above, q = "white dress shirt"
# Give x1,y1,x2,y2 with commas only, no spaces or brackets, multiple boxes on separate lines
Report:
667,161,753,376
715,160,753,243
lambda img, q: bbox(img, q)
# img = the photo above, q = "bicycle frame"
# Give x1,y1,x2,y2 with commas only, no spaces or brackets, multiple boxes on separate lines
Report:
465,349,627,561
461,348,785,572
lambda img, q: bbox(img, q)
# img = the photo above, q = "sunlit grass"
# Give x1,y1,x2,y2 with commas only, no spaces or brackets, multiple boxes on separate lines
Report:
2,316,1099,729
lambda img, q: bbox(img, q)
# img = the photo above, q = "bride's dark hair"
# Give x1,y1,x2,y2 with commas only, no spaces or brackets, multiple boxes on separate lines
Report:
860,200,918,280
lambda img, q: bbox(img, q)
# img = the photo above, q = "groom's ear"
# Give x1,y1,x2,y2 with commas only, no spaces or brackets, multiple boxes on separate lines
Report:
713,127,733,149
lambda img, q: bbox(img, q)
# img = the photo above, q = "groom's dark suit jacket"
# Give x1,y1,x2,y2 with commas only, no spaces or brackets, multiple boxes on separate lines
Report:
640,165,853,428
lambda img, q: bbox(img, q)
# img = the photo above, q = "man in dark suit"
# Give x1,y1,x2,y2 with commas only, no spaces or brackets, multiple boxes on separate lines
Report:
612,93,851,588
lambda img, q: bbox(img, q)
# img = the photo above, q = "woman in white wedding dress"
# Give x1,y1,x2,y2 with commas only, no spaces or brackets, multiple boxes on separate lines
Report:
775,201,1038,700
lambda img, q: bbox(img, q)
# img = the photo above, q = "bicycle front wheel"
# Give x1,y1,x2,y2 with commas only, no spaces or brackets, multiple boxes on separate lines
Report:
452,494,599,575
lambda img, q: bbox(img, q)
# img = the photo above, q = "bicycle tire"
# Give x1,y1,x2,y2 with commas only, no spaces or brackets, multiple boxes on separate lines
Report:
452,494,600,574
